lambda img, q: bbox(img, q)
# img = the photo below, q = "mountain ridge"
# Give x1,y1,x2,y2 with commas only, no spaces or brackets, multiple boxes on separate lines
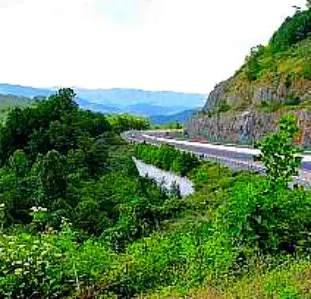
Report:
0,83,205,117
149,109,197,125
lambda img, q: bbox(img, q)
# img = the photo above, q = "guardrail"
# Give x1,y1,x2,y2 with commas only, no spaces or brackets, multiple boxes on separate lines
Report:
123,131,311,189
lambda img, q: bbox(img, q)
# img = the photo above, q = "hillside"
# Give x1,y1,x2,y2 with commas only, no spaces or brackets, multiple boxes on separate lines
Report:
0,94,34,110
186,7,311,147
149,109,197,125
0,94,35,121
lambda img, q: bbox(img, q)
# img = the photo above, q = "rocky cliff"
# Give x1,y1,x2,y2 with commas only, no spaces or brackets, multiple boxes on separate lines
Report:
186,110,311,146
186,8,311,147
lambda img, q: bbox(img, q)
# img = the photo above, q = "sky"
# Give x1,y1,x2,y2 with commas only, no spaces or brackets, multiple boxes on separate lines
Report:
0,0,307,94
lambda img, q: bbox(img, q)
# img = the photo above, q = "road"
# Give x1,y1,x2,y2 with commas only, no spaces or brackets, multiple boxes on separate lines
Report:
124,130,311,187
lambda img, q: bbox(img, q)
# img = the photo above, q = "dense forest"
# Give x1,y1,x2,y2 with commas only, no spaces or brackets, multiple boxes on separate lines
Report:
0,89,310,298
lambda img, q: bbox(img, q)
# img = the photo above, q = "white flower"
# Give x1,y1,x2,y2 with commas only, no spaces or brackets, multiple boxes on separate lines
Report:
30,206,48,212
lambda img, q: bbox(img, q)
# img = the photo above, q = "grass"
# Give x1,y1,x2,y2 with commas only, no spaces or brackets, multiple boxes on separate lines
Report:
143,260,311,298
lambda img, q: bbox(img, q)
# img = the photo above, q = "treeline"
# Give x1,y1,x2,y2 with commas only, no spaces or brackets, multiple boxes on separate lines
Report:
0,88,174,236
135,142,200,176
107,113,150,134
269,7,311,53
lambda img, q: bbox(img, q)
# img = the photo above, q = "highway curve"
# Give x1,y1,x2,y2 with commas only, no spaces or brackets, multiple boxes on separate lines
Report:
124,130,311,187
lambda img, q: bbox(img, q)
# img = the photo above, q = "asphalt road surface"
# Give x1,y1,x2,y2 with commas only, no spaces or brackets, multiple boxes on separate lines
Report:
124,130,311,187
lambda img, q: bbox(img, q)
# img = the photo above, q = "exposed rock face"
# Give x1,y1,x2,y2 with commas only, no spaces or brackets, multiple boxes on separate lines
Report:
187,69,311,147
186,110,311,147
203,74,311,113
187,11,311,146
203,80,232,111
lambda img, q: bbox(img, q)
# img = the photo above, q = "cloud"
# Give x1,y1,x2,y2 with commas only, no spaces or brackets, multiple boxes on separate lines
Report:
0,0,307,93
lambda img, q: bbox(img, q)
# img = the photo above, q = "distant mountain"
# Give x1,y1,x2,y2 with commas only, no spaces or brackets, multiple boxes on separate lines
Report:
75,88,206,109
0,84,206,116
149,109,198,125
0,84,53,98
75,98,122,114
124,103,188,117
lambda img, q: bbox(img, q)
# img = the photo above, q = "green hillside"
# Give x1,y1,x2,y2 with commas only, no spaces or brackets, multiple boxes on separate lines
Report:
186,6,311,146
210,7,311,113
0,94,34,122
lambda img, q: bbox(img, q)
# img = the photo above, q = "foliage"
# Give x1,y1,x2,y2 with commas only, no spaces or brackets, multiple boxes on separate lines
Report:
100,170,311,297
0,89,310,298
245,45,264,81
0,94,34,123
151,121,183,130
255,114,302,188
0,219,115,298
269,9,311,53
107,114,150,134
135,143,200,176
302,59,311,79
237,6,311,90
0,89,111,163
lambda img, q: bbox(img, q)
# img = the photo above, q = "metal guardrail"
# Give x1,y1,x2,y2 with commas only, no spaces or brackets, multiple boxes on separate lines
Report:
124,131,311,189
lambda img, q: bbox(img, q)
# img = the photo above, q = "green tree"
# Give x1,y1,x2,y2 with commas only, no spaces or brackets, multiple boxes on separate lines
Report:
8,149,30,177
269,8,311,52
37,150,68,209
245,46,263,81
255,114,302,188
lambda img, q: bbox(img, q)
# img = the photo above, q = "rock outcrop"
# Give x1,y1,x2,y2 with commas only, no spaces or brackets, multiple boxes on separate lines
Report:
186,10,311,147
186,110,311,147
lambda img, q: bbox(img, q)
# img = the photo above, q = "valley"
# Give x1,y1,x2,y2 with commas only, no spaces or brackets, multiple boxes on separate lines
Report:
0,2,310,298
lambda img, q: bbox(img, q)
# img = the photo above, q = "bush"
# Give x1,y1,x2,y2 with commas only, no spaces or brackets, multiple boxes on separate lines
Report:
0,223,114,298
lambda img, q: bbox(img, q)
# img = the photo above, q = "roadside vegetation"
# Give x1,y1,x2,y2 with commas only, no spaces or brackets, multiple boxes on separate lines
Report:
150,121,183,130
135,143,200,176
0,89,310,298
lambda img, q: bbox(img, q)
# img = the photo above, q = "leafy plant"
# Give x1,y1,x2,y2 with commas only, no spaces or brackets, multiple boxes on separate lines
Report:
255,114,302,188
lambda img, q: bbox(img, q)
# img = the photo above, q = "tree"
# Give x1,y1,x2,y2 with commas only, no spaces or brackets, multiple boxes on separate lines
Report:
245,46,263,81
307,0,311,9
255,114,302,188
8,150,30,177
37,150,68,208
